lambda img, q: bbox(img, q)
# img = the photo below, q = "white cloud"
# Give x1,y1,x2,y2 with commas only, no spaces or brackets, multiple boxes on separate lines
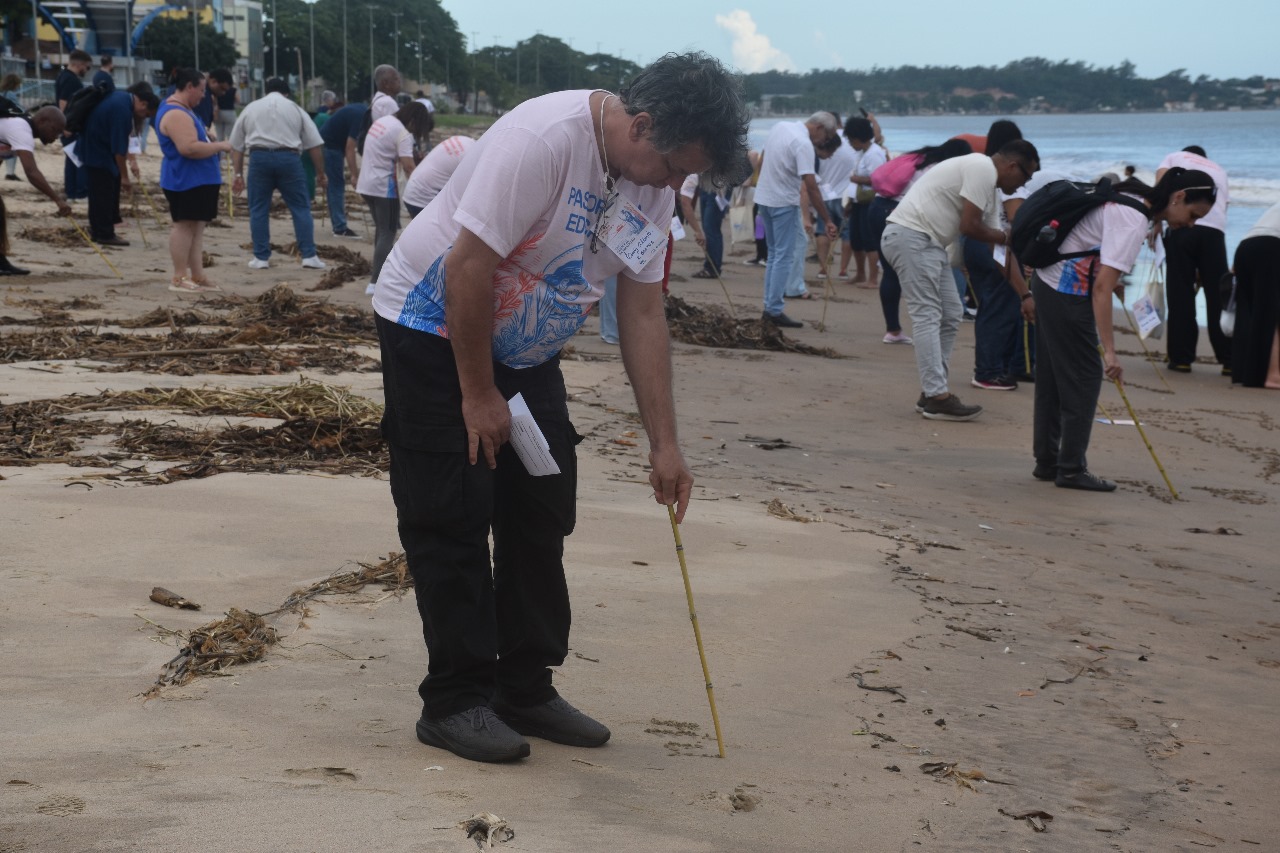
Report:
714,10,795,73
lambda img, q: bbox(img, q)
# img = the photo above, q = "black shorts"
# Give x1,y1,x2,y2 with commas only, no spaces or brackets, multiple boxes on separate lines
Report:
163,183,222,222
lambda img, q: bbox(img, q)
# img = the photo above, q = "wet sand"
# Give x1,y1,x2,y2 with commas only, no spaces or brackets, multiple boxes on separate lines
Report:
3,145,1279,851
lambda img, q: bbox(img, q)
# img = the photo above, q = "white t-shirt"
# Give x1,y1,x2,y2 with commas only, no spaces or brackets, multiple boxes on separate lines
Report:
818,142,856,202
0,117,35,157
845,142,887,203
1156,151,1229,232
402,135,475,209
1243,201,1280,241
678,173,698,200
356,116,413,198
754,121,816,207
888,153,999,249
370,92,397,122
372,90,674,370
1038,200,1149,296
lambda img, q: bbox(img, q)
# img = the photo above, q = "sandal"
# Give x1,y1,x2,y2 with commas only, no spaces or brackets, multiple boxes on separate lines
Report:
189,276,222,292
168,275,221,293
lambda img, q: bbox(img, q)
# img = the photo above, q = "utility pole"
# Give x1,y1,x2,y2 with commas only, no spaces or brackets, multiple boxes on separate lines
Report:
366,5,376,99
492,35,498,76
470,31,477,113
308,0,315,83
535,31,540,90
271,0,278,78
416,20,423,88
343,0,348,97
192,0,200,70
391,11,401,71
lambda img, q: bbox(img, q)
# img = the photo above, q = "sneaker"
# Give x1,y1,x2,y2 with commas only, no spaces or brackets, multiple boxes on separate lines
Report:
883,331,913,345
762,311,803,329
1032,464,1058,481
1055,470,1117,492
4,174,20,182
364,282,376,295
1012,370,1036,384
921,394,982,421
1167,362,1192,373
247,258,271,269
493,695,611,748
742,258,763,266
971,376,1018,391
333,228,361,238
600,335,619,345
415,706,530,763
301,255,327,269
816,271,828,281
914,393,928,413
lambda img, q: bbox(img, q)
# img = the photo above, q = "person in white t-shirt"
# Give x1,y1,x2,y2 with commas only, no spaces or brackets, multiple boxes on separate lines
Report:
840,116,887,286
1229,202,1280,389
1031,168,1216,492
402,134,474,218
357,102,433,293
810,132,855,281
369,65,401,122
0,107,74,275
1155,146,1231,373
372,52,749,765
754,111,839,327
881,142,1039,421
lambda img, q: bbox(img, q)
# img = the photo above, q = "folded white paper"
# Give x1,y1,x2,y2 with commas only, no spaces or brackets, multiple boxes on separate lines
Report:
507,393,561,476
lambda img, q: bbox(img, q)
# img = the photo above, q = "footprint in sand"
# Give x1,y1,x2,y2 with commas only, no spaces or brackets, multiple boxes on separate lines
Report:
35,795,85,816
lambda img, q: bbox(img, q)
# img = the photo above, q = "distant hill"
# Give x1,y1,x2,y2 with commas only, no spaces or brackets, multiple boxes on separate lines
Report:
744,58,1279,116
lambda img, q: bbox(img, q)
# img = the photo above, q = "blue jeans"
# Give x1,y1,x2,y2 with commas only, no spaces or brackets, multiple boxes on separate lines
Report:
869,196,901,331
759,204,800,315
699,190,724,273
323,147,348,232
247,149,315,260
964,236,1020,381
598,276,618,343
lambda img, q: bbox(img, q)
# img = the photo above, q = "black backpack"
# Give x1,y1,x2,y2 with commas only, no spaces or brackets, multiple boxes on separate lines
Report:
1010,179,1150,269
0,99,28,121
355,107,374,155
63,83,112,135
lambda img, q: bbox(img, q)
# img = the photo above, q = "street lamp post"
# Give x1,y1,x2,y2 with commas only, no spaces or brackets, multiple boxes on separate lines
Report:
416,20,423,88
391,11,401,72
343,0,348,97
308,0,315,83
366,5,376,99
271,0,278,78
193,0,200,70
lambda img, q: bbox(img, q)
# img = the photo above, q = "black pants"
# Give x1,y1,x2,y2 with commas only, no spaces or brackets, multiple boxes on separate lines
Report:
86,167,121,241
377,316,579,720
1032,274,1102,476
1164,225,1230,368
1231,236,1280,387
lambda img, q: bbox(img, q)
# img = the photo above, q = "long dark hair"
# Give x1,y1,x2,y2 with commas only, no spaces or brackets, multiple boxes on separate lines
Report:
1114,167,1216,215
394,102,434,139
909,138,972,169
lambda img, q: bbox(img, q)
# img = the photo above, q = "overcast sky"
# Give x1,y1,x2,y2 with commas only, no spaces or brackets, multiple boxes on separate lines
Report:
442,0,1276,81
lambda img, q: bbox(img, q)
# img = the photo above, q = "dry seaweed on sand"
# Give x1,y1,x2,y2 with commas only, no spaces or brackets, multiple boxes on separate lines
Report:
1,379,387,478
664,295,842,358
144,608,278,697
142,553,411,696
220,284,378,341
310,254,372,291
16,226,86,248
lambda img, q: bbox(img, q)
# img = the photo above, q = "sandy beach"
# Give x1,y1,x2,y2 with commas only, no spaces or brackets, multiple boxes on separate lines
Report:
3,143,1279,852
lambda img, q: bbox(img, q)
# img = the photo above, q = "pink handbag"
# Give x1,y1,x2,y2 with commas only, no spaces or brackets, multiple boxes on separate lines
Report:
870,153,922,199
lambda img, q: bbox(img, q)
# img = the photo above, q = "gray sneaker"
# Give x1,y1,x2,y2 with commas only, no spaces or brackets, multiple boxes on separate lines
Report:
494,695,611,748
921,394,982,421
416,706,530,763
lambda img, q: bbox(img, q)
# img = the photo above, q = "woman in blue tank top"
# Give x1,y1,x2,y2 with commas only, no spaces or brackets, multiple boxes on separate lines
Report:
156,67,232,292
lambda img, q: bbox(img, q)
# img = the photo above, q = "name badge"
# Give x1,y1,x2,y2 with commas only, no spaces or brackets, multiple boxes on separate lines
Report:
600,192,667,274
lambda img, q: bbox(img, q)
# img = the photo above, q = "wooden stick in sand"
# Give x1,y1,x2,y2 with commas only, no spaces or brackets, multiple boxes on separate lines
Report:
817,241,837,332
699,246,737,319
666,504,726,758
1097,344,1179,500
138,177,165,228
64,216,123,280
129,185,149,249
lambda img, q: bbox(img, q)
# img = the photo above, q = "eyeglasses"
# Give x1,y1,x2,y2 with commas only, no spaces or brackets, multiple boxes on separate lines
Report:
1015,161,1034,181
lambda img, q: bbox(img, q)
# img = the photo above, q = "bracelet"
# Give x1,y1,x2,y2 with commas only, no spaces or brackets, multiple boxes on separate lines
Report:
1021,292,1034,301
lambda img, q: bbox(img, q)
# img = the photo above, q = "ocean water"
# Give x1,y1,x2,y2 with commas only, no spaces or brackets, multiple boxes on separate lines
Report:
750,111,1280,326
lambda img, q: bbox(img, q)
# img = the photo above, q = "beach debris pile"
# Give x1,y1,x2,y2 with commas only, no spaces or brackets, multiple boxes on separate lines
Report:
15,226,86,248
142,553,411,697
0,377,386,483
664,295,841,358
0,285,379,375
457,813,515,848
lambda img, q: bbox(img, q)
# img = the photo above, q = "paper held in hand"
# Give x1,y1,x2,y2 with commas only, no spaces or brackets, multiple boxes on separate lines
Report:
507,393,561,476
1130,294,1163,340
